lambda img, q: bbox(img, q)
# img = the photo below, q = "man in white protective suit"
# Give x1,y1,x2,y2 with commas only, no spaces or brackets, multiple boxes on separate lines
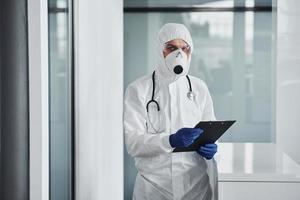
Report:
124,23,218,200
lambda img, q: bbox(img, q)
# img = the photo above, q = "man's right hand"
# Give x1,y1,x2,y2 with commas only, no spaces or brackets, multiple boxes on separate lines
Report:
169,128,203,148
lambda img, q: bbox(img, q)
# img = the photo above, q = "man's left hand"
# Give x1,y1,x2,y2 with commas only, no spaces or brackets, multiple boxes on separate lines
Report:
197,143,217,160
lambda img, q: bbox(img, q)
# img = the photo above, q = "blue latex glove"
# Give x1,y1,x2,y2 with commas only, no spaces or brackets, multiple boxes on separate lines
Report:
169,128,203,148
197,143,218,160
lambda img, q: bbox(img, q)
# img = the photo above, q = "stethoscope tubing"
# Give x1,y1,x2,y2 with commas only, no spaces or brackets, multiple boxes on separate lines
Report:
146,70,193,113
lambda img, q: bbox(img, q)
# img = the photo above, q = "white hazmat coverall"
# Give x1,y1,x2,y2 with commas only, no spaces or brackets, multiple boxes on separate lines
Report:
124,23,218,200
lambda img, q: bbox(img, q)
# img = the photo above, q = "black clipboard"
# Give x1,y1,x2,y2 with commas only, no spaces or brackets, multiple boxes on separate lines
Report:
173,120,236,153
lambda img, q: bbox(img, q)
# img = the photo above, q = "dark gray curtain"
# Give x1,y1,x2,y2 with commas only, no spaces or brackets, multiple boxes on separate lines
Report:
0,0,29,199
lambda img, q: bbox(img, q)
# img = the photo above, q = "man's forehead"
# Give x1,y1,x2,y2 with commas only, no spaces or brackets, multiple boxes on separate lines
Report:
165,39,188,46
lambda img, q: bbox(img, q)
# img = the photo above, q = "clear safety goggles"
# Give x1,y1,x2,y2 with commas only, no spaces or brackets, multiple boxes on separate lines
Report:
163,43,191,55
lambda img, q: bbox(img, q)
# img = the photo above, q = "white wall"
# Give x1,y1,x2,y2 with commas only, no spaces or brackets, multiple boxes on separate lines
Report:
74,0,124,199
219,182,300,200
276,0,300,163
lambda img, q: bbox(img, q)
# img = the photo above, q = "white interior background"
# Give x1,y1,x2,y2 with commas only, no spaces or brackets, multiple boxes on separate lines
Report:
28,0,300,199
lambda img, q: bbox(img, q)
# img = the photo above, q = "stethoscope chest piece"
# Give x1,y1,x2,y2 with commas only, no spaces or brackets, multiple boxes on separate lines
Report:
187,91,195,101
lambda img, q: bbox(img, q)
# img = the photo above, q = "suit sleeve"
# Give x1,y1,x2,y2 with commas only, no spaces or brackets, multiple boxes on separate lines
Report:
123,84,173,158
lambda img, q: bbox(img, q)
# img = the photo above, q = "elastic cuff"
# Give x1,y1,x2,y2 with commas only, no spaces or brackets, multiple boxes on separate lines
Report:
161,133,174,153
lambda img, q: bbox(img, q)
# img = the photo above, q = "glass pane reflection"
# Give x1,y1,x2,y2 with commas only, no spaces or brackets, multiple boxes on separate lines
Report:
49,0,73,199
124,11,273,143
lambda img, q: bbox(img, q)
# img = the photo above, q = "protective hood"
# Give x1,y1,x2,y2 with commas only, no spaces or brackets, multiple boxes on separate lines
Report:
155,23,193,83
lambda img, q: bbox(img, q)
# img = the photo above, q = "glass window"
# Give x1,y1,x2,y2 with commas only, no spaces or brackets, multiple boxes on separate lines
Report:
124,11,273,142
48,0,74,199
124,9,273,199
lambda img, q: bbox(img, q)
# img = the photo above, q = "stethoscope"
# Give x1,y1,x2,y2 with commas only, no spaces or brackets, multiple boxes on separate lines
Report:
146,70,194,113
